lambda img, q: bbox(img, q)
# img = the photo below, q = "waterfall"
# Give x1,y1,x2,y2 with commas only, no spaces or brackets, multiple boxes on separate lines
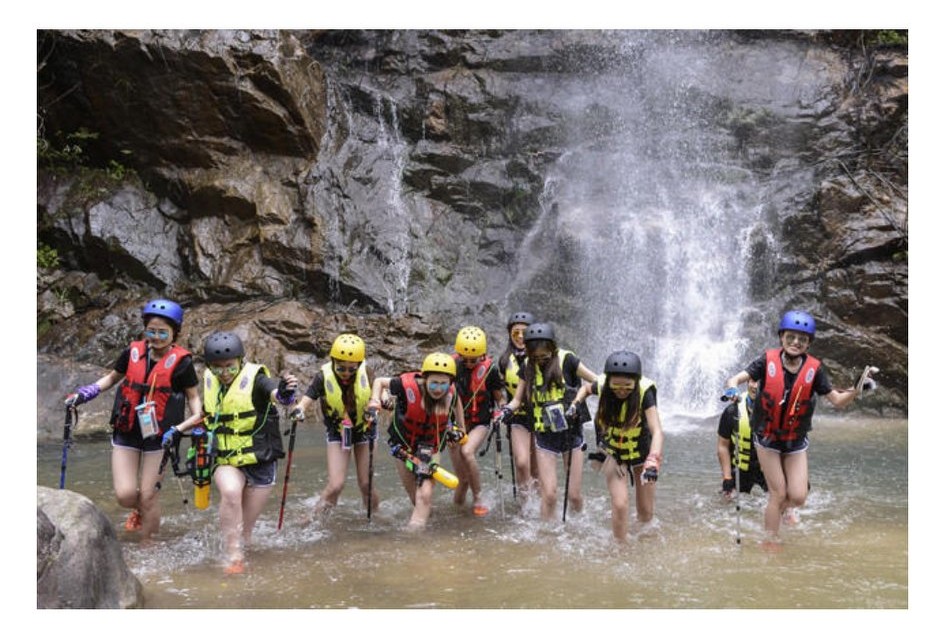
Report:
503,32,826,416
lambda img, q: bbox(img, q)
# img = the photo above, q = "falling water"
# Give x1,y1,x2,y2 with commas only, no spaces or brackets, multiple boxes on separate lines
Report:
504,32,829,415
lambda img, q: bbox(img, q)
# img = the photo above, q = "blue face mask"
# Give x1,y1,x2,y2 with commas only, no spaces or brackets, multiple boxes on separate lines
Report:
427,381,450,394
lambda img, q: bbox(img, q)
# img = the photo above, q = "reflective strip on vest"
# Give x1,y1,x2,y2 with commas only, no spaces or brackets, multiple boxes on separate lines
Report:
320,362,371,429
204,362,269,466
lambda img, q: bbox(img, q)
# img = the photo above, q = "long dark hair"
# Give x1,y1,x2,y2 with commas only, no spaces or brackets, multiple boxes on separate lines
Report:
595,375,641,432
522,340,562,403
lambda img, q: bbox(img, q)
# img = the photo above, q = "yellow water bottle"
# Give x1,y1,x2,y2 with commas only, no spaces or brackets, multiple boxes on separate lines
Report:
432,464,459,490
194,482,211,510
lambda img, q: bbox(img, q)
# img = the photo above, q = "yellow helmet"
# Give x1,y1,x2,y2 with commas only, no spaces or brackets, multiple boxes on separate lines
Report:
330,333,366,362
454,326,487,358
421,352,456,377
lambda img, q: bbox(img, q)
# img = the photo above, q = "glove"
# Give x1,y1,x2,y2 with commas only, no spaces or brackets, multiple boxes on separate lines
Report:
289,407,305,422
65,383,101,408
565,403,578,421
446,427,467,446
641,453,661,485
275,378,297,405
722,478,736,494
856,366,880,395
720,387,739,402
363,408,378,426
161,426,180,449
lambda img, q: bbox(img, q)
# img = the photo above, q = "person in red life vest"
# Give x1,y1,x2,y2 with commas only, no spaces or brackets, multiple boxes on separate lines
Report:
572,351,664,542
498,322,597,521
291,333,378,519
450,326,507,517
496,311,541,501
723,310,863,545
716,378,767,499
167,331,297,574
368,352,466,530
63,298,202,540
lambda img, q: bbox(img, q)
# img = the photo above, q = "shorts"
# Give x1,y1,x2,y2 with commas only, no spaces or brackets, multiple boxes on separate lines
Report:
731,465,768,493
754,434,809,455
325,421,377,445
226,460,278,487
111,427,163,453
507,412,533,431
535,429,585,455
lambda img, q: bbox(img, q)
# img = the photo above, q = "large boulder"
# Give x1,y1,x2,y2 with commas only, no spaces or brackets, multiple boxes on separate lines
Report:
37,487,144,609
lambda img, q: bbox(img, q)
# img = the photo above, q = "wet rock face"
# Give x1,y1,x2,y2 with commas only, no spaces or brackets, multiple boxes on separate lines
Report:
37,30,907,415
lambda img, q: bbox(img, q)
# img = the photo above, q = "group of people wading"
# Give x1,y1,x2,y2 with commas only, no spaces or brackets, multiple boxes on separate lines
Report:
63,299,874,573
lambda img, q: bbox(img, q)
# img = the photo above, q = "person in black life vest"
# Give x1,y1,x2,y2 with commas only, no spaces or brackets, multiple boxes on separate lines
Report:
368,352,466,530
451,326,507,517
572,351,664,542
723,310,863,544
497,322,597,521
165,330,296,574
716,378,767,498
63,298,202,541
291,333,378,519
497,311,540,500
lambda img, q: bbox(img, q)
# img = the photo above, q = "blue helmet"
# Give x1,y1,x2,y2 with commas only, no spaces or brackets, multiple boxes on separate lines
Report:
142,298,184,328
778,310,815,338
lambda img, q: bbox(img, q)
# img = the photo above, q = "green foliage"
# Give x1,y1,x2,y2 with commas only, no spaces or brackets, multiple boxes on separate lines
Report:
874,30,907,47
37,128,99,167
37,244,60,270
106,159,127,181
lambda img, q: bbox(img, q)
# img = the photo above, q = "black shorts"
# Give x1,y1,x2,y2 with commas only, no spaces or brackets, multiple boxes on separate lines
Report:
535,429,584,455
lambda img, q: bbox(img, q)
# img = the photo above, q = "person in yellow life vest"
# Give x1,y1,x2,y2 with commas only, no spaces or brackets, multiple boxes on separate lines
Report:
496,311,540,500
291,333,379,519
450,326,507,517
368,352,466,530
716,379,766,498
572,351,664,543
723,309,867,546
498,322,597,521
167,331,297,575
64,298,202,541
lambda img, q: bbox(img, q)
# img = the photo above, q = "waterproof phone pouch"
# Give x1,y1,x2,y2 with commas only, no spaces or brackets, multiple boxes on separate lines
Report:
342,418,354,450
136,401,159,439
541,402,568,433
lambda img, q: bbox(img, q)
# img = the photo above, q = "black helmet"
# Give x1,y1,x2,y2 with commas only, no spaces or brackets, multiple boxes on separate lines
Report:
507,311,536,330
203,331,245,361
524,322,555,343
604,351,642,377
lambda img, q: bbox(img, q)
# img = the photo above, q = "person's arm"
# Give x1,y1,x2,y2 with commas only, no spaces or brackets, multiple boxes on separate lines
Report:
724,370,750,391
824,387,857,409
174,385,204,433
575,361,597,385
452,393,466,433
717,435,733,480
369,377,392,412
505,379,525,412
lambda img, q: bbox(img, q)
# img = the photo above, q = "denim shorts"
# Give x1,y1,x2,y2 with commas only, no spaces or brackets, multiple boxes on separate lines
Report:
754,434,810,455
535,429,585,455
111,427,163,453
236,460,278,487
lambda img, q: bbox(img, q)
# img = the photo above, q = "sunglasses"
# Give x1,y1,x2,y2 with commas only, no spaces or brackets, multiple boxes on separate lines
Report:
782,332,810,345
426,381,450,393
334,364,358,375
209,364,241,377
609,383,636,393
144,329,171,341
510,330,525,339
532,353,553,362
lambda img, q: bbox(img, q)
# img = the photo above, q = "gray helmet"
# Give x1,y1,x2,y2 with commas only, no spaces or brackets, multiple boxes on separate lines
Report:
507,311,536,330
524,322,555,343
604,351,642,376
203,331,245,361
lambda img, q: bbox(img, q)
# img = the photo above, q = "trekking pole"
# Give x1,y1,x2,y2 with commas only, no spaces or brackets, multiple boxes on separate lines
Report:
278,408,302,531
562,446,573,523
59,405,78,489
156,436,188,504
366,408,378,521
735,459,742,545
507,422,517,501
494,419,505,519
